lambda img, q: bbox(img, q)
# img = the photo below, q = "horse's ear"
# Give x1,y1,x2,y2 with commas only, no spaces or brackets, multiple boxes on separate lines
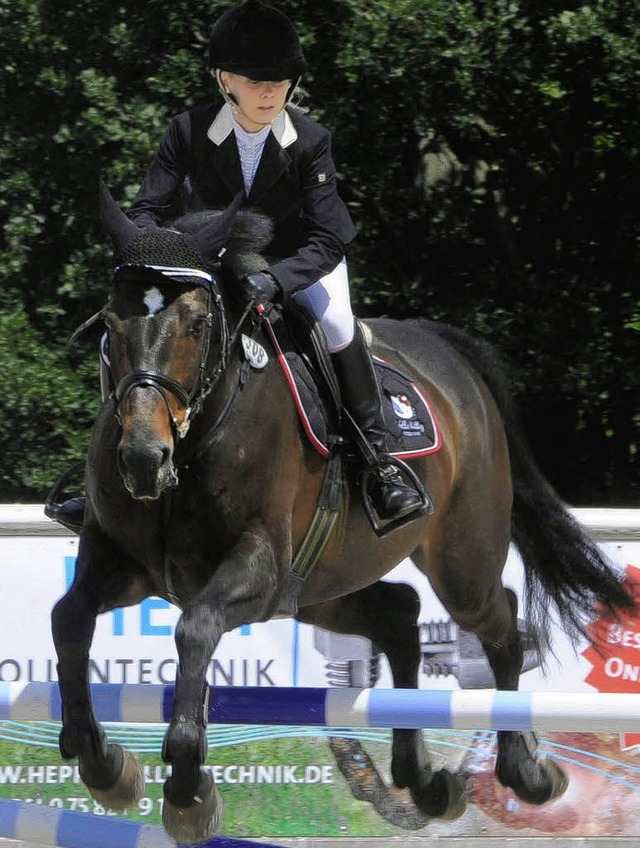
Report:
99,179,141,254
183,190,245,261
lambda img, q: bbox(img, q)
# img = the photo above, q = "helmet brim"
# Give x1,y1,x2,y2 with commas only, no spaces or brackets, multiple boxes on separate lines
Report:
215,59,306,82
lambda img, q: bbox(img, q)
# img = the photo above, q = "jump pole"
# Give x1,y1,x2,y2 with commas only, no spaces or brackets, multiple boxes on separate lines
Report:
2,683,640,732
0,797,287,848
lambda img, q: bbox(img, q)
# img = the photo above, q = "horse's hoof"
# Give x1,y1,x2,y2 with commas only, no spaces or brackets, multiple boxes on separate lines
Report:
84,747,145,810
413,768,467,821
162,773,222,844
507,756,569,805
543,758,569,802
496,730,569,806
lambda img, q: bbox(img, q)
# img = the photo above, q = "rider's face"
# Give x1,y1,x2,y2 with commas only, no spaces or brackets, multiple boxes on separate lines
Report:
220,72,290,132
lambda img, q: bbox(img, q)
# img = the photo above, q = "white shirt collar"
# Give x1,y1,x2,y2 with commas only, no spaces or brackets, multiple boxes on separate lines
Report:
207,103,298,149
232,120,270,148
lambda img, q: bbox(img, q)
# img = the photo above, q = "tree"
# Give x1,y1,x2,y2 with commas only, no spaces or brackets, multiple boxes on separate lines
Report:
1,0,638,503
310,0,640,503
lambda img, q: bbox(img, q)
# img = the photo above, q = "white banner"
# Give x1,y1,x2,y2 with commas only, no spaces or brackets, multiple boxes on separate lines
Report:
0,525,638,694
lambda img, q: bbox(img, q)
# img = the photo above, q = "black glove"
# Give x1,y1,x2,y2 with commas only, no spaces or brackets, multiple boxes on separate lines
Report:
239,271,281,305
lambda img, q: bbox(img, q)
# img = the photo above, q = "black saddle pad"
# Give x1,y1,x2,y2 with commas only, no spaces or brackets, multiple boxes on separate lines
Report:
261,313,441,461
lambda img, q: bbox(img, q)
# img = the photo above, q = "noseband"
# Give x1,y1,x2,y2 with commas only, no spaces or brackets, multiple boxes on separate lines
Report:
110,264,229,441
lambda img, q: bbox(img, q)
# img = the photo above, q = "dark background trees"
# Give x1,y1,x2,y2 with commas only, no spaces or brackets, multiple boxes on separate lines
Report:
1,0,638,504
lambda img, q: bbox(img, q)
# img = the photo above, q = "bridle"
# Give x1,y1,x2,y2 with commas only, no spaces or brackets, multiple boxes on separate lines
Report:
108,263,237,443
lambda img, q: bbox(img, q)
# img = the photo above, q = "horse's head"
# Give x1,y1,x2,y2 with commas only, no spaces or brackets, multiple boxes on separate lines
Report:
99,184,271,500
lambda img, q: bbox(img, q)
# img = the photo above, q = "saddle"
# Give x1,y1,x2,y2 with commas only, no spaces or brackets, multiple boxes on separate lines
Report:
258,306,441,464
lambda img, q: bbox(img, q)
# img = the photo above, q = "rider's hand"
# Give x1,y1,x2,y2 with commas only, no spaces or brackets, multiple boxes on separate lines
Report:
239,271,281,305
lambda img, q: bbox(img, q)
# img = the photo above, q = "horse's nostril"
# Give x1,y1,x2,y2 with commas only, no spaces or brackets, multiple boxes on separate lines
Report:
118,438,171,476
117,437,176,500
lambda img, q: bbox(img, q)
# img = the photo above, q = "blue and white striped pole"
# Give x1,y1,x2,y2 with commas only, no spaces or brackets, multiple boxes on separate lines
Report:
2,683,640,732
0,798,286,848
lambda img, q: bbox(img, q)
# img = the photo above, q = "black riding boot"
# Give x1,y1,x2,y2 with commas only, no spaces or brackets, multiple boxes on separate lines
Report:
331,323,431,522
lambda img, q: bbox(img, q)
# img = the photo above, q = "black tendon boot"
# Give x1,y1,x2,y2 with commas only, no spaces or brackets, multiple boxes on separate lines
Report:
331,323,432,525
44,462,86,535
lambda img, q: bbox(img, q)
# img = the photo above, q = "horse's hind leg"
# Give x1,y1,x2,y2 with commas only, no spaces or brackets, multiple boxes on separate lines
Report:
297,581,466,821
51,552,144,810
482,588,568,804
415,485,568,810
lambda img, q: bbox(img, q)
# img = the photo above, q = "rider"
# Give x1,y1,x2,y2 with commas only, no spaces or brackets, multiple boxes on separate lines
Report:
57,0,429,526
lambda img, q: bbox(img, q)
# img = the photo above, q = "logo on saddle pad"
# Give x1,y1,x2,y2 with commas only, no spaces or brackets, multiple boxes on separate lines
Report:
390,393,414,420
242,334,268,370
390,392,426,437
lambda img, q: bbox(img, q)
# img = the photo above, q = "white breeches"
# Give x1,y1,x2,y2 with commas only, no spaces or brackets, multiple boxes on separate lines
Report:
291,258,355,352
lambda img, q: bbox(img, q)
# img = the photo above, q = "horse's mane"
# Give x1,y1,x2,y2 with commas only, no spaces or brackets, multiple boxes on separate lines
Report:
173,209,273,278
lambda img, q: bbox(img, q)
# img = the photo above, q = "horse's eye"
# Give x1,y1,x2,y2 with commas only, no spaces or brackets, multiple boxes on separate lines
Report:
188,316,207,338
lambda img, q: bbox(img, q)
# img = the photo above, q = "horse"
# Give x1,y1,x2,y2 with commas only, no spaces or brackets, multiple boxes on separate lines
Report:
50,184,634,844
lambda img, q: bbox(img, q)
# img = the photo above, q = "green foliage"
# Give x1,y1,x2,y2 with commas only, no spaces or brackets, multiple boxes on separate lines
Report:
308,0,640,502
0,307,100,497
1,0,638,503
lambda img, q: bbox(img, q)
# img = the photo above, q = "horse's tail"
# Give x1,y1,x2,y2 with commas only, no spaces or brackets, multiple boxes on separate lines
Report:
430,321,634,650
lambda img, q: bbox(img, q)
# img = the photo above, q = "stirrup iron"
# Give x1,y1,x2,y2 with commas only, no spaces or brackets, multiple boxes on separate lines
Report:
343,409,432,537
359,453,433,537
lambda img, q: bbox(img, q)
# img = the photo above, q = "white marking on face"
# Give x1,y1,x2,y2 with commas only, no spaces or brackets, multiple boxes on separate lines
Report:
144,286,164,315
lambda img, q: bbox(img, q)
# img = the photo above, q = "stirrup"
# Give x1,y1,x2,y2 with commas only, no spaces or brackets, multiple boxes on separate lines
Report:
359,454,433,538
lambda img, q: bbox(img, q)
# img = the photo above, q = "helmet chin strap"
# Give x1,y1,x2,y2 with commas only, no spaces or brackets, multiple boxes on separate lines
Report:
285,76,301,106
215,69,239,106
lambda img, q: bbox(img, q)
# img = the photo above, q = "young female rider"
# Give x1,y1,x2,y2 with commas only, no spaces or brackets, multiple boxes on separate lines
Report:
62,0,428,526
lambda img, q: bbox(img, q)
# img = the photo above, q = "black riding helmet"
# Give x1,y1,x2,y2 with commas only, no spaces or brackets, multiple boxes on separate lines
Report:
208,0,306,82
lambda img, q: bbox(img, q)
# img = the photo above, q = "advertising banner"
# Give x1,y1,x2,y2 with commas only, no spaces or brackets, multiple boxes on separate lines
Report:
1,514,639,839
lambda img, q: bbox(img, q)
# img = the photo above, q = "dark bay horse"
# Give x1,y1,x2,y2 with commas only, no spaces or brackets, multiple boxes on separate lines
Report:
51,186,633,843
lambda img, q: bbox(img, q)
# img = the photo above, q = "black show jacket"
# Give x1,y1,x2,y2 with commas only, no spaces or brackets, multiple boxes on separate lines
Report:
128,102,357,299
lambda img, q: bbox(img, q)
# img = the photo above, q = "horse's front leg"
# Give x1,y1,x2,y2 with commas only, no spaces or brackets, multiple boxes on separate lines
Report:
51,561,144,810
161,528,282,843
